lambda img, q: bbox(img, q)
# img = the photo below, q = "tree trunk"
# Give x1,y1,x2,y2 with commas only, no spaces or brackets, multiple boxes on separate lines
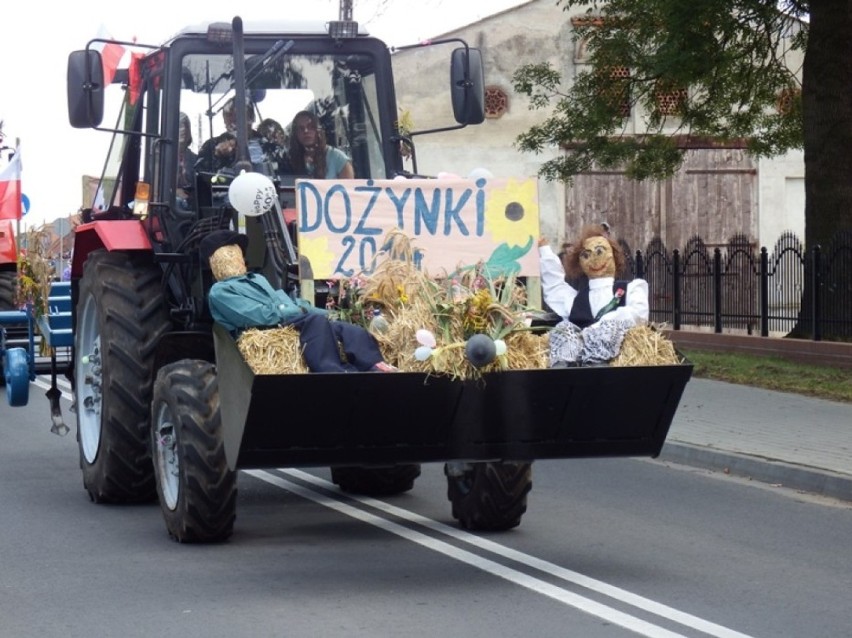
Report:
791,0,852,339
803,0,852,248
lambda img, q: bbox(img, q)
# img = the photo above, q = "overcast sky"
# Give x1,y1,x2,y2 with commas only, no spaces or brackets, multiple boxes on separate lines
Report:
1,0,527,228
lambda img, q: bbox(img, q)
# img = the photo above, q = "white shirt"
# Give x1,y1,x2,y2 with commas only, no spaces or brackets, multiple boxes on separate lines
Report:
539,245,649,326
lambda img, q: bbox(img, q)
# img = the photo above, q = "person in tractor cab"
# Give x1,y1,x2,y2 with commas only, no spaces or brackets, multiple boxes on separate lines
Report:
195,98,290,178
539,224,649,366
288,110,354,179
176,112,197,211
201,230,397,373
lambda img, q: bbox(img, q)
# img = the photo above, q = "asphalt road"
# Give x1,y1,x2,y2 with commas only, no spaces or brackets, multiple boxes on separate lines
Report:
2,379,850,638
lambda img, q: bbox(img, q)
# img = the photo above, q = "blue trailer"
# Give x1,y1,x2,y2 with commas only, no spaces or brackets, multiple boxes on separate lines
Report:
1,281,72,434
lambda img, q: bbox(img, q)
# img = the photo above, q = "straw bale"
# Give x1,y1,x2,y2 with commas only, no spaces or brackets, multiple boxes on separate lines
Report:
236,327,309,374
611,324,681,367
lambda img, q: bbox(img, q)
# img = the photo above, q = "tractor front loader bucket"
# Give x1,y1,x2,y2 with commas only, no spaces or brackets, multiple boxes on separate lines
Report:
213,325,693,471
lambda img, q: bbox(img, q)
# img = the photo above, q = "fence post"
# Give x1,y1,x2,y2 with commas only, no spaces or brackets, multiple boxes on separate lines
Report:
812,245,822,342
713,248,723,333
672,249,681,330
760,247,769,337
635,250,644,279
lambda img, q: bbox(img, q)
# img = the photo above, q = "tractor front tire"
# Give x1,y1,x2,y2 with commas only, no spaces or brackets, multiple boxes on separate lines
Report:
151,360,236,543
445,461,532,531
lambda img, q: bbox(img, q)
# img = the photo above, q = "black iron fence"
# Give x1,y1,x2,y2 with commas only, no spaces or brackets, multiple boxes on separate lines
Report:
626,230,852,341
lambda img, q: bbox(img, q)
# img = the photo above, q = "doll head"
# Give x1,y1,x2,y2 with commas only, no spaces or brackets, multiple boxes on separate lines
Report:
209,245,248,281
564,224,625,280
200,230,249,281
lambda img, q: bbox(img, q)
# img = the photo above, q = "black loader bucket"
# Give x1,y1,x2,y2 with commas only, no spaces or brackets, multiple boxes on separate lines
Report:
213,325,693,471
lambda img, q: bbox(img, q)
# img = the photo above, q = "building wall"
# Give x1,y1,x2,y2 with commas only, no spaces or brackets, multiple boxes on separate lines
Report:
392,0,568,242
391,0,805,252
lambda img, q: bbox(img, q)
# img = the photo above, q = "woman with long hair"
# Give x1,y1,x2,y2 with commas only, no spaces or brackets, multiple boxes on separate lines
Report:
288,110,354,179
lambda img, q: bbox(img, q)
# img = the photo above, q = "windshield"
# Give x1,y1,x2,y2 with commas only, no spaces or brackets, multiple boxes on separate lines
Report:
178,50,386,184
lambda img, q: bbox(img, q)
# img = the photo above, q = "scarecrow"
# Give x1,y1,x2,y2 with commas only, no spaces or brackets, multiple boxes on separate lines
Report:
201,229,397,373
539,224,649,366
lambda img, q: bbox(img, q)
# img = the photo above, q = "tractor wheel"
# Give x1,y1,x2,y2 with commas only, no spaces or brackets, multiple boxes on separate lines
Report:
151,360,236,543
75,250,170,503
445,461,532,531
3,347,30,406
0,270,15,310
331,464,422,496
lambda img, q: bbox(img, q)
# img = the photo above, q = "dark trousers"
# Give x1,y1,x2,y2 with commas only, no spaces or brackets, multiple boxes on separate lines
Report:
288,313,383,372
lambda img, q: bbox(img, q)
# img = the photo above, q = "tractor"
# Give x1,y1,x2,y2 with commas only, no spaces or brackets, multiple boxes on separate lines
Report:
64,12,691,542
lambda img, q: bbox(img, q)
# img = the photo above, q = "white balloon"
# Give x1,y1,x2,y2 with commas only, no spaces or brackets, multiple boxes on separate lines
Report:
414,346,433,361
494,339,507,356
467,167,494,181
228,171,277,217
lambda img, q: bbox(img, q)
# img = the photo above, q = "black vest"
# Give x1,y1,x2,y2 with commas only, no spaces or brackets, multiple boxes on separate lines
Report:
568,279,629,328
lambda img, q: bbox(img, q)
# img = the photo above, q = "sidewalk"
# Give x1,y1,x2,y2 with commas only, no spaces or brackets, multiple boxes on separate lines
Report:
657,378,852,502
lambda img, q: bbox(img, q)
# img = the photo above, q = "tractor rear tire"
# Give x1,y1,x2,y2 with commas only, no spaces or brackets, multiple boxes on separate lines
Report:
445,461,532,531
151,360,236,543
331,464,422,496
75,250,170,503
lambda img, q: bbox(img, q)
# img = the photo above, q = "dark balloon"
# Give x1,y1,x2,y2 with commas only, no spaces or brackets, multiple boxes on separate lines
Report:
465,334,497,367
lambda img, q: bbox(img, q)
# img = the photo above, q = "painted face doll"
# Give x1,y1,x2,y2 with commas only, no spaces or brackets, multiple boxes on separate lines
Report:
539,224,649,365
578,235,617,279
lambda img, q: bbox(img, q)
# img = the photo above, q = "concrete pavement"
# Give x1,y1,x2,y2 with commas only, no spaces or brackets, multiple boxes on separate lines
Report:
658,378,852,502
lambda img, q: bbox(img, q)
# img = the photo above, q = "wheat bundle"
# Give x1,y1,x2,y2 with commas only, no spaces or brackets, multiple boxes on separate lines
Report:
353,252,547,379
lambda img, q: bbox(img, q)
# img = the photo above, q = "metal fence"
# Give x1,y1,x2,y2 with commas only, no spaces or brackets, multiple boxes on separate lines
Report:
627,230,852,341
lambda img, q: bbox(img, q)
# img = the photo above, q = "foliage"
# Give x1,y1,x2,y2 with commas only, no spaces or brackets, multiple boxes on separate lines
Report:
512,0,808,182
15,228,54,319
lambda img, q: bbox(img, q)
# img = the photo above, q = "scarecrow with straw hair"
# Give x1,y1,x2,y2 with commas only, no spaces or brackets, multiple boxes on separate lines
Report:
201,229,397,373
539,224,649,366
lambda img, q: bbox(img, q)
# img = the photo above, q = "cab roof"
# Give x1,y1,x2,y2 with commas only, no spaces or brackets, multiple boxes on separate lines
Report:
167,19,370,41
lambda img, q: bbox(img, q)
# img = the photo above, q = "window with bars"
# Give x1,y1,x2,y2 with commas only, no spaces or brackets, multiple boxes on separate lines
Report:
484,86,509,119
654,84,688,116
601,65,631,118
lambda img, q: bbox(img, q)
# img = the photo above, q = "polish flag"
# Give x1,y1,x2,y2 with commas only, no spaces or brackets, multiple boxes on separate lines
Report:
93,26,127,85
0,146,22,221
128,51,147,104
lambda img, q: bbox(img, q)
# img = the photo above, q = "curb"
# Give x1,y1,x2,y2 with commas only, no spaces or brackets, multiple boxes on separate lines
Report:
657,442,852,503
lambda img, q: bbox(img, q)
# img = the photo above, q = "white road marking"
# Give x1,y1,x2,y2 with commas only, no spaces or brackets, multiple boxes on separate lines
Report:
248,469,755,638
28,376,753,637
33,376,73,401
284,468,751,638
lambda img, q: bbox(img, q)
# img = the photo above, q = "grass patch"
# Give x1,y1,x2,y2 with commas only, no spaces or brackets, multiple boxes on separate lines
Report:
681,349,852,403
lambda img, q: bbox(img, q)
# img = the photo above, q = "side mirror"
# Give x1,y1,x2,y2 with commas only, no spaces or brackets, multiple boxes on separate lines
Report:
450,47,485,126
67,50,105,128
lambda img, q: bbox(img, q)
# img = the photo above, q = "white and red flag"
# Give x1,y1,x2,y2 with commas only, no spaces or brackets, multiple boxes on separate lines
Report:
0,146,22,221
93,25,127,85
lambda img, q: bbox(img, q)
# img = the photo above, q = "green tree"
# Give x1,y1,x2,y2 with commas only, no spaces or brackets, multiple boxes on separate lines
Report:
512,0,851,253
